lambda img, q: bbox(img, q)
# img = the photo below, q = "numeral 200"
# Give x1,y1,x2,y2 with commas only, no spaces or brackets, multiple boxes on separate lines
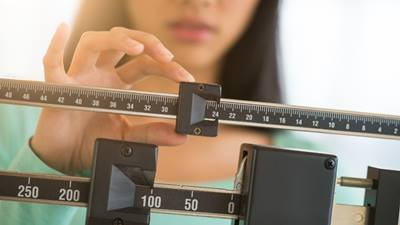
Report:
59,188,80,202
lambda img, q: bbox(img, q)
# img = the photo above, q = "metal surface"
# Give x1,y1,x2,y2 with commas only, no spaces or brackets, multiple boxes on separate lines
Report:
0,171,240,219
0,171,371,224
337,177,374,189
233,156,247,191
1,77,400,140
0,77,396,224
331,204,369,225
0,171,90,207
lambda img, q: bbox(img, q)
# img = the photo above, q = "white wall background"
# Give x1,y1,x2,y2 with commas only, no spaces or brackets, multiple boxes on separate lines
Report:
280,0,400,204
1,0,399,205
0,0,79,80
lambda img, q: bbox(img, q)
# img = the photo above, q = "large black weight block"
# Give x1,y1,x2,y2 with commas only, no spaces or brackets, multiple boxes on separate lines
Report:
234,144,337,225
364,167,400,225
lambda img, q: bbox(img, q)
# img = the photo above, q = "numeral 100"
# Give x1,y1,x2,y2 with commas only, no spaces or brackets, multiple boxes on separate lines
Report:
141,195,161,208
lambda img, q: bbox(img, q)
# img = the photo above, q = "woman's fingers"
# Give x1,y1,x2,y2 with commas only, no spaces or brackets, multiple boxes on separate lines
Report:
96,27,174,69
69,28,176,75
110,27,174,63
96,49,126,69
124,121,187,146
43,23,70,82
117,55,195,84
68,31,144,75
96,27,151,69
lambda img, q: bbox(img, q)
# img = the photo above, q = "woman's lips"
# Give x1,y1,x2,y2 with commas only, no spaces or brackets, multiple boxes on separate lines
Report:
168,20,215,43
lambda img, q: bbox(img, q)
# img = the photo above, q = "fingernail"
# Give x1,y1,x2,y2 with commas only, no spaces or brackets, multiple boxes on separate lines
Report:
186,74,195,82
132,43,144,53
126,39,144,53
57,22,67,32
157,43,174,61
178,67,195,82
55,22,70,38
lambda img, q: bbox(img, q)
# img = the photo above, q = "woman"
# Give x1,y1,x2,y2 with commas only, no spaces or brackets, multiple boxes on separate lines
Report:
0,0,308,224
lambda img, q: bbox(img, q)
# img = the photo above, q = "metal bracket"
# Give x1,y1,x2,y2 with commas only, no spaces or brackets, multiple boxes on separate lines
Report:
176,82,221,137
86,139,158,225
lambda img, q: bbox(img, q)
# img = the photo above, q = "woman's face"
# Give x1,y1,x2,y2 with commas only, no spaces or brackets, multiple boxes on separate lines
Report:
126,0,260,73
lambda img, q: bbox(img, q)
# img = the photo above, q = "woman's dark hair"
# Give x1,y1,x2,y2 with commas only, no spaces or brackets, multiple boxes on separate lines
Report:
220,0,281,103
65,0,281,103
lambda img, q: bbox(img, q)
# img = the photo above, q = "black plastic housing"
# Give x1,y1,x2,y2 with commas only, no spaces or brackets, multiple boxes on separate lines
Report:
364,167,400,225
86,139,158,225
176,82,221,137
235,144,337,225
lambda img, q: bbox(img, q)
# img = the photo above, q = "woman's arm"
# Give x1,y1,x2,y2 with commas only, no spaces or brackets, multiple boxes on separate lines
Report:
0,104,85,225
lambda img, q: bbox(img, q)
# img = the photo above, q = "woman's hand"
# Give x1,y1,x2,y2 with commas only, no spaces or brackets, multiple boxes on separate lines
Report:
31,24,195,174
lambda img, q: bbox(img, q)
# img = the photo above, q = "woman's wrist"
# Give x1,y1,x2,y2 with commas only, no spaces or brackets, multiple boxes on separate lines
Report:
29,136,43,159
